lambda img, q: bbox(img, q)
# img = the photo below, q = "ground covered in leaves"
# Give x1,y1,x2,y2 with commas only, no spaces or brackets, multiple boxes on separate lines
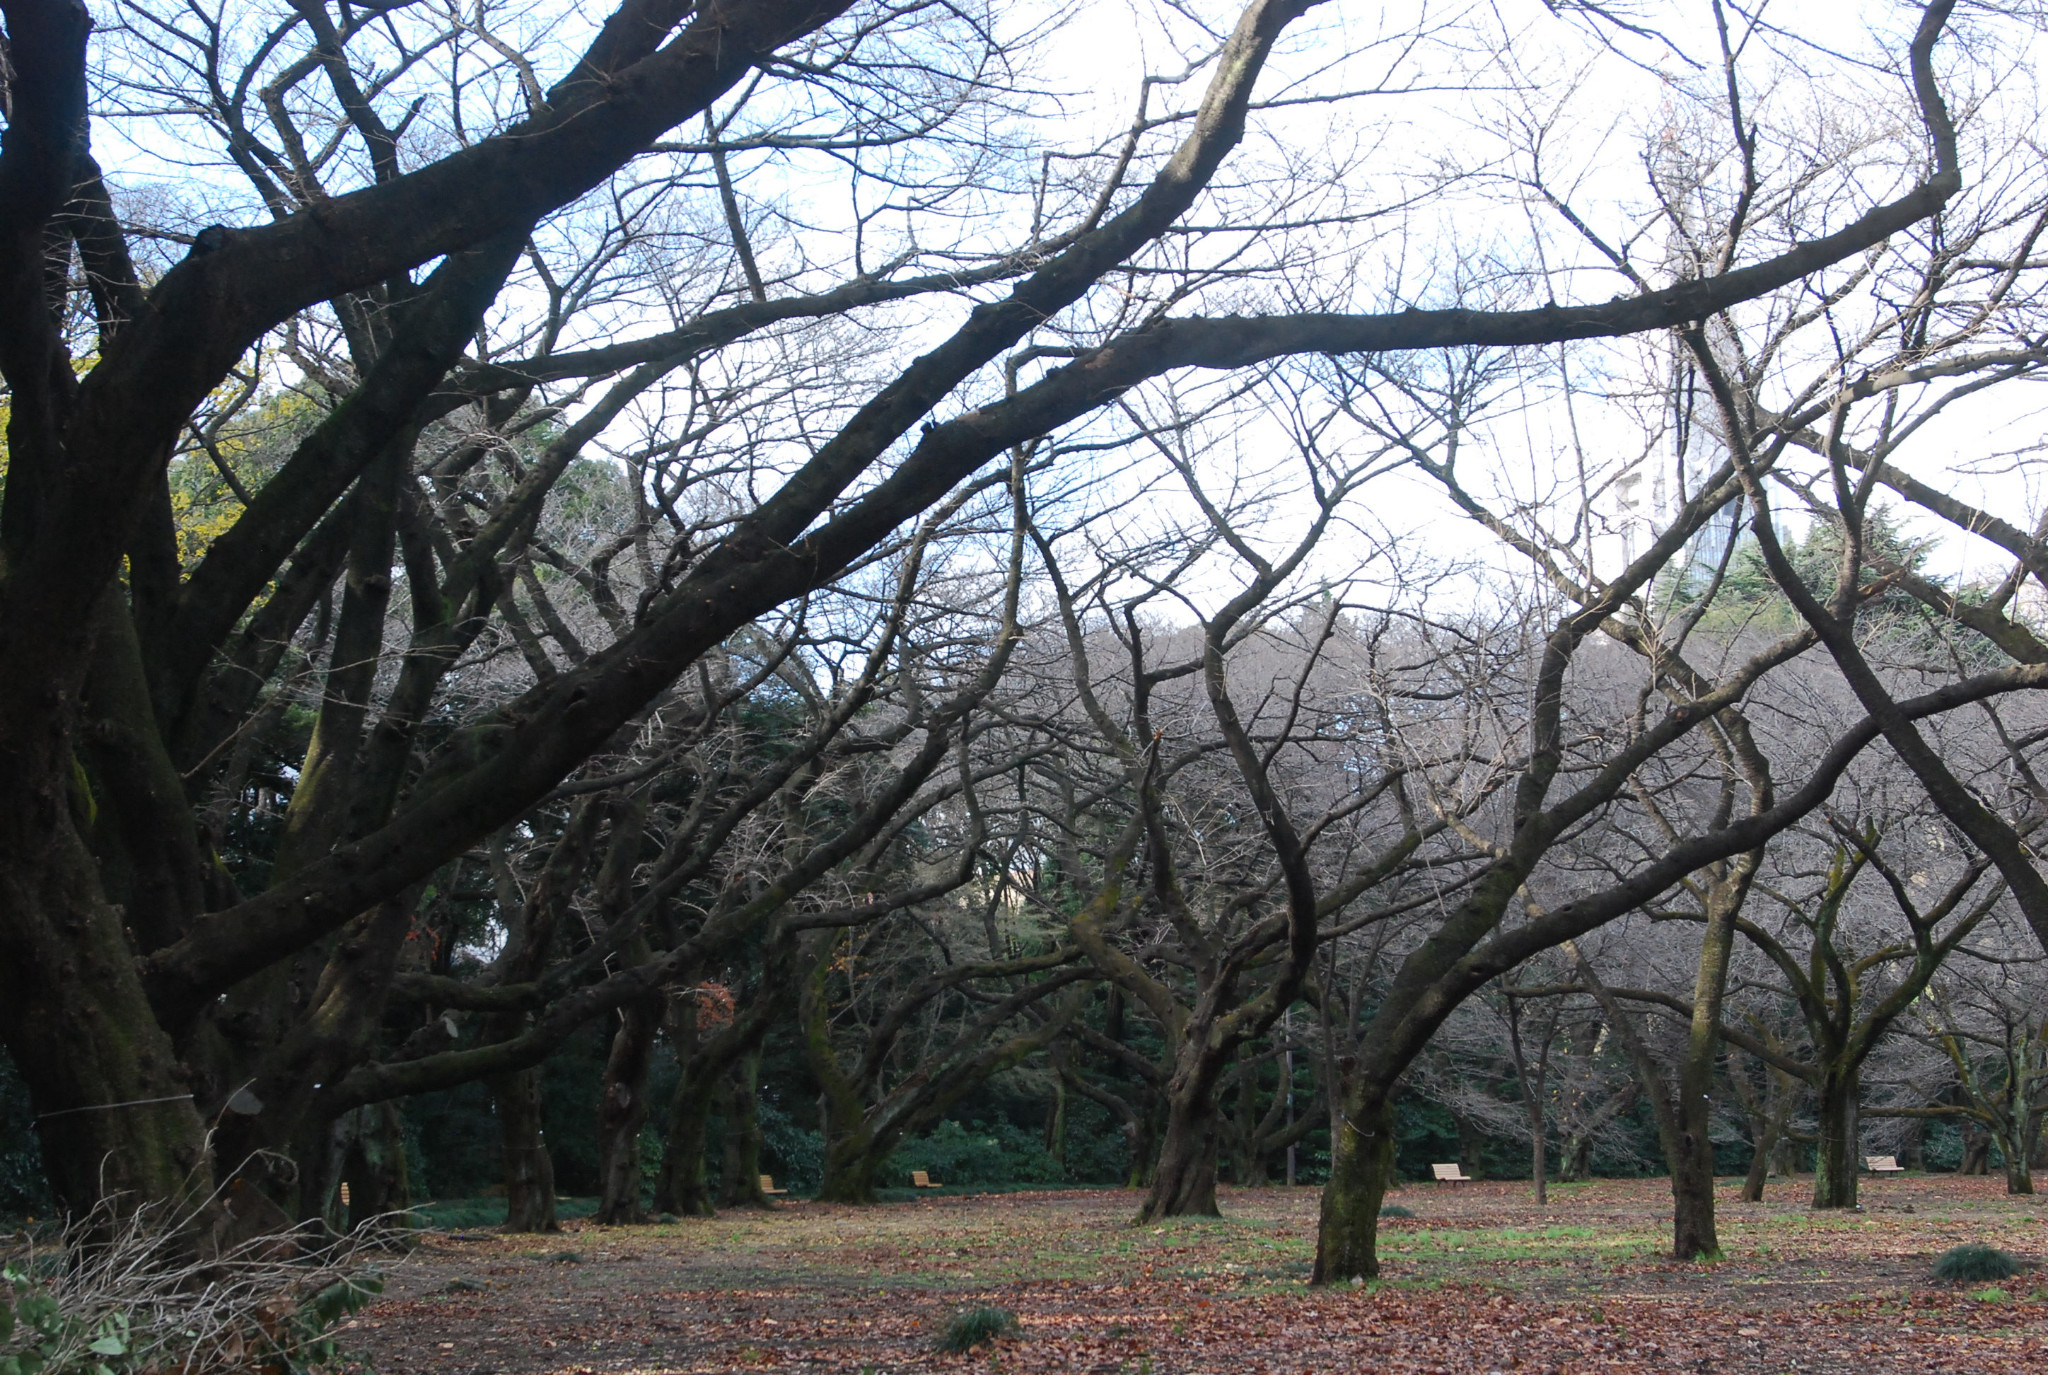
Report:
348,1175,2047,1372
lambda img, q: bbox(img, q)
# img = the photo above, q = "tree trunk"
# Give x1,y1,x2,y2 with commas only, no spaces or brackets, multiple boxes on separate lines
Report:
1134,1061,1222,1222
1901,1116,1927,1172
1960,1124,1991,1175
1569,944,1700,1256
816,1125,887,1204
1997,1128,2033,1195
651,1072,715,1217
1131,1098,1161,1188
1044,1044,1068,1175
1811,1068,1860,1209
337,1101,411,1228
1671,865,1748,1255
1453,1108,1486,1180
1230,1059,1268,1187
1740,1124,1773,1203
1311,1084,1395,1283
1741,1078,1792,1204
491,1067,558,1232
717,1049,771,1208
593,995,660,1225
1558,1129,1594,1184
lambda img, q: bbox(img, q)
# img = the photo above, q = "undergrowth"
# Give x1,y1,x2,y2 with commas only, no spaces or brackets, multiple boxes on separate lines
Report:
1932,1243,2017,1283
1,1192,386,1374
936,1305,1020,1353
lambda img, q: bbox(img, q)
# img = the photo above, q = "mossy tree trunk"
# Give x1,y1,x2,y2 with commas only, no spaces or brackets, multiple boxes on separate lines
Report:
1311,1088,1396,1283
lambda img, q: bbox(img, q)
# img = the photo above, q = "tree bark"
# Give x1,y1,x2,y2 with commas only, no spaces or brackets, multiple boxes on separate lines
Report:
1996,1126,2033,1195
1741,1073,1794,1204
1811,1067,1860,1209
1137,1081,1221,1220
1960,1123,1990,1175
651,1074,716,1217
1559,1130,1593,1184
490,1067,558,1232
717,1049,771,1209
1311,1083,1396,1282
1902,1116,1927,1172
337,1101,412,1228
593,994,661,1224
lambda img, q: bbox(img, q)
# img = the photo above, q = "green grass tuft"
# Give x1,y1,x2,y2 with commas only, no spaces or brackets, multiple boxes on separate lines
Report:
936,1305,1021,1353
1379,1204,1415,1219
1932,1243,2017,1282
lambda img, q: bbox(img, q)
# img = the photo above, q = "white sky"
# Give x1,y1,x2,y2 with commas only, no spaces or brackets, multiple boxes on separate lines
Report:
82,0,2048,620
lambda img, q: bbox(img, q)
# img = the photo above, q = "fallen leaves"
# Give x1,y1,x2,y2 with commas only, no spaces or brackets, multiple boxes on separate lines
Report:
350,1177,2047,1373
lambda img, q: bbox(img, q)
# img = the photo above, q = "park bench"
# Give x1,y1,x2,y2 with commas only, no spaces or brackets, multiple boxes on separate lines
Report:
911,1170,943,1189
1431,1163,1473,1184
759,1175,789,1195
1865,1156,1905,1173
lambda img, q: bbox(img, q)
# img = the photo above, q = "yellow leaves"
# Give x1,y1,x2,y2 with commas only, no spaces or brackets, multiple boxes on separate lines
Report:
169,481,245,570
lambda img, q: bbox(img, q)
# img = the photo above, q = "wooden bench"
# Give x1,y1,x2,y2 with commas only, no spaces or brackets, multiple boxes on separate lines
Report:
910,1170,943,1189
1431,1162,1472,1184
759,1174,789,1195
1865,1155,1905,1174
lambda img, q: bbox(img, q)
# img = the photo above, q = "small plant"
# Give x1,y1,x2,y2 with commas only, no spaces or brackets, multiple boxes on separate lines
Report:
1970,1286,2011,1303
1933,1243,2018,1283
1379,1204,1415,1219
936,1306,1020,1353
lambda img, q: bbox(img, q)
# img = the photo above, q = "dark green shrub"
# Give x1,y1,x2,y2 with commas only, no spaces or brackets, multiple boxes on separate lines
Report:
1933,1243,2017,1282
1379,1204,1415,1219
894,1119,1062,1188
936,1306,1020,1353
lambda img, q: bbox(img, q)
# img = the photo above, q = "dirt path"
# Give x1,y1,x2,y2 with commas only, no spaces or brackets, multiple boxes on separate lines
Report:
346,1177,2048,1372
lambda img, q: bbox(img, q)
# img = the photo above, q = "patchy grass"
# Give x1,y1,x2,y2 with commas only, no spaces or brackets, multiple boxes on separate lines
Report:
409,1196,600,1231
349,1176,2048,1373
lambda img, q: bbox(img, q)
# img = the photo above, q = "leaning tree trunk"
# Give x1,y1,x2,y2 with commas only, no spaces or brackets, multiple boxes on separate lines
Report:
1741,1095,1790,1204
1311,1085,1397,1283
593,994,661,1225
490,1067,558,1232
1811,1067,1860,1209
